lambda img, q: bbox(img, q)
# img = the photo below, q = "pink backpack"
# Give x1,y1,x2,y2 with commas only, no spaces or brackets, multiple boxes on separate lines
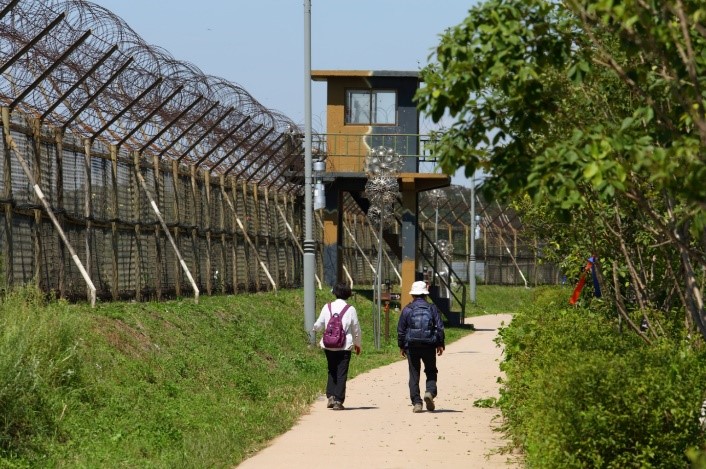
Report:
323,303,351,348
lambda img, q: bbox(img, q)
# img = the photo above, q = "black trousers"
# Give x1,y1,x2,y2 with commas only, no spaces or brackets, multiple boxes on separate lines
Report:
324,349,352,403
406,346,438,405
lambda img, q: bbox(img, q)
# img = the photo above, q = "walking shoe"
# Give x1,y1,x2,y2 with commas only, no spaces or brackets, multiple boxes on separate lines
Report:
332,401,345,410
327,396,334,408
412,403,423,413
424,392,435,411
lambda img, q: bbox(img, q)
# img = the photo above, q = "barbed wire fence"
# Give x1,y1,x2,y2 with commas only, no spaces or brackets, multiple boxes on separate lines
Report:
0,0,558,305
335,184,561,293
417,187,561,287
0,0,307,304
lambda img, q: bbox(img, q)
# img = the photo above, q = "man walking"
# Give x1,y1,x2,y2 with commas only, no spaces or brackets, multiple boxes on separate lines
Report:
397,281,445,413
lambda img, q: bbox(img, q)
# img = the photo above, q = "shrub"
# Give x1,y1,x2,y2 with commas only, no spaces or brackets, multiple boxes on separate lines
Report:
499,287,706,468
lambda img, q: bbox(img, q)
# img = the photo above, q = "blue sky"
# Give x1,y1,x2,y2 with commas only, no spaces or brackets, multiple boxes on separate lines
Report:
89,0,477,184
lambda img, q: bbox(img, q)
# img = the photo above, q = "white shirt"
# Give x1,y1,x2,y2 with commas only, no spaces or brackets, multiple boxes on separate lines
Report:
313,298,362,350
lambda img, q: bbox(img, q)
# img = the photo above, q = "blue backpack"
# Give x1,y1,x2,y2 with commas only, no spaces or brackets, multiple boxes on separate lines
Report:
323,303,350,348
406,302,437,346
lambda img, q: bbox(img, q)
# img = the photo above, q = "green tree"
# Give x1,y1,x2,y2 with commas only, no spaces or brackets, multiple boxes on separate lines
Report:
416,0,706,339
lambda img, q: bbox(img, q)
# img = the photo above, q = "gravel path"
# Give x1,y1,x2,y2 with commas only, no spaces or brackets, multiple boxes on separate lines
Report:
236,313,521,469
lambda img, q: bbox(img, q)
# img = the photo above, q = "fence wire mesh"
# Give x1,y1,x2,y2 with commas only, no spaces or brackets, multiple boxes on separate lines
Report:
0,0,557,302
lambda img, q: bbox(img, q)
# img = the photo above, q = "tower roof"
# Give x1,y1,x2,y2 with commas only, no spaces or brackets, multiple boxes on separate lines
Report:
311,70,420,81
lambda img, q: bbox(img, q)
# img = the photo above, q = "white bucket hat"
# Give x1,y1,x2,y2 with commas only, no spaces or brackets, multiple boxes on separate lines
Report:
409,280,429,295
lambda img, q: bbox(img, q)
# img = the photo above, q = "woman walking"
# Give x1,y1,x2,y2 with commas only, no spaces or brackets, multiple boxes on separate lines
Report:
313,282,362,410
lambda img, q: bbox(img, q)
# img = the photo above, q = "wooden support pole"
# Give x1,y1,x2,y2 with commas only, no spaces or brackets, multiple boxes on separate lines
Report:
55,129,65,298
265,187,277,288
219,174,227,293
83,138,93,301
153,153,162,300
274,192,285,286
251,183,261,291
190,164,200,290
171,160,181,297
30,119,43,289
135,152,199,303
2,107,96,305
230,178,239,291
110,145,119,300
276,196,322,289
204,169,212,295
132,156,141,302
3,112,13,289
222,179,276,291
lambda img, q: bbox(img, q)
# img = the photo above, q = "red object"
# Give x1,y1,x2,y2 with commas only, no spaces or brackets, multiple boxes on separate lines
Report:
569,274,586,304
569,259,594,305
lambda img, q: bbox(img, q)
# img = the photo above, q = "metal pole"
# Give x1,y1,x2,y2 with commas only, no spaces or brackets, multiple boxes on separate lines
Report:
470,179,477,303
435,206,439,245
375,211,384,350
303,0,316,344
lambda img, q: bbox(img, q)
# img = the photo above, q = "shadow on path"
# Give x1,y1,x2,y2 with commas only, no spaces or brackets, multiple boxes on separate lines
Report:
334,406,378,411
236,313,518,469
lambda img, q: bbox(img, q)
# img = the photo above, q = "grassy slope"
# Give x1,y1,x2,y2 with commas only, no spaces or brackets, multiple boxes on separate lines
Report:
0,286,527,468
466,284,537,317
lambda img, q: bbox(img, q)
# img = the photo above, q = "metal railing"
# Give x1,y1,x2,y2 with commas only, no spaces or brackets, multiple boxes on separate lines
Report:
312,133,441,174
418,227,467,323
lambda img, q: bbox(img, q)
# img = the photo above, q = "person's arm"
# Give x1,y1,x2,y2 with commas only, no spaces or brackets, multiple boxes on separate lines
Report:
312,304,328,332
397,306,409,357
433,305,445,354
349,307,362,355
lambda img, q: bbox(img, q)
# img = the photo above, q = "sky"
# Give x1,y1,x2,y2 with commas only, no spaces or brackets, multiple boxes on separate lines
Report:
88,0,478,185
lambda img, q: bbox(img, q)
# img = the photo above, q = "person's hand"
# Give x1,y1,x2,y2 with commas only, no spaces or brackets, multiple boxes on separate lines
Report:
354,344,361,355
400,348,407,358
436,346,444,356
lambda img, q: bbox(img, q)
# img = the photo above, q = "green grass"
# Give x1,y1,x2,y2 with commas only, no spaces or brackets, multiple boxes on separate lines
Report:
466,285,538,317
0,285,526,468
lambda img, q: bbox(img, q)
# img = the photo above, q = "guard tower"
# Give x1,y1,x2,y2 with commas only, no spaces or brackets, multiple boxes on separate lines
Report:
311,70,450,308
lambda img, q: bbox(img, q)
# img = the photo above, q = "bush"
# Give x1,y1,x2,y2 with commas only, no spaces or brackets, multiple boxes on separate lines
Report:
498,287,706,468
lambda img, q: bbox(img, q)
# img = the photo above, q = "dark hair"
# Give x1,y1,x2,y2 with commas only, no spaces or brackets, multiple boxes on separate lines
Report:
332,282,352,300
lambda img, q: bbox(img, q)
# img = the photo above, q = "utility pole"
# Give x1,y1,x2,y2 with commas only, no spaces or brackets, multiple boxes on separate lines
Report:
469,178,477,304
303,0,315,343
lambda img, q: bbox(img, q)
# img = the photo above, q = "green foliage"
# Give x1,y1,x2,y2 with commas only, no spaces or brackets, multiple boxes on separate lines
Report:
473,397,497,408
417,0,706,345
498,287,706,467
0,285,477,467
417,0,706,211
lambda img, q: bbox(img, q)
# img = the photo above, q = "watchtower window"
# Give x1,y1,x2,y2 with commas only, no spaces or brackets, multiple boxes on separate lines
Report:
345,90,397,125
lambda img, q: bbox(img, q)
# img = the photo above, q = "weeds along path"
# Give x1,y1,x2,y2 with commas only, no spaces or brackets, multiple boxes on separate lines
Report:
236,313,520,469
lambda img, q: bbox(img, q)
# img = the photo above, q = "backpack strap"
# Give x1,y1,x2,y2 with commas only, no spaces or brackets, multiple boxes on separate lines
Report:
328,302,350,317
337,305,351,333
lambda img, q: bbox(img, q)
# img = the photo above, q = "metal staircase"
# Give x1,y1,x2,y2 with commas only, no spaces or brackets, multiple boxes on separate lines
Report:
348,188,468,325
417,228,467,325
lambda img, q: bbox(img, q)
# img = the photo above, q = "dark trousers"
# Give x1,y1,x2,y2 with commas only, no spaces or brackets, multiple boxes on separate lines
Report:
324,349,352,403
406,346,438,405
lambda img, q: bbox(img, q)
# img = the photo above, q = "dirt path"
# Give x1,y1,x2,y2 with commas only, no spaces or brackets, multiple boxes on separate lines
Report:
236,313,521,469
